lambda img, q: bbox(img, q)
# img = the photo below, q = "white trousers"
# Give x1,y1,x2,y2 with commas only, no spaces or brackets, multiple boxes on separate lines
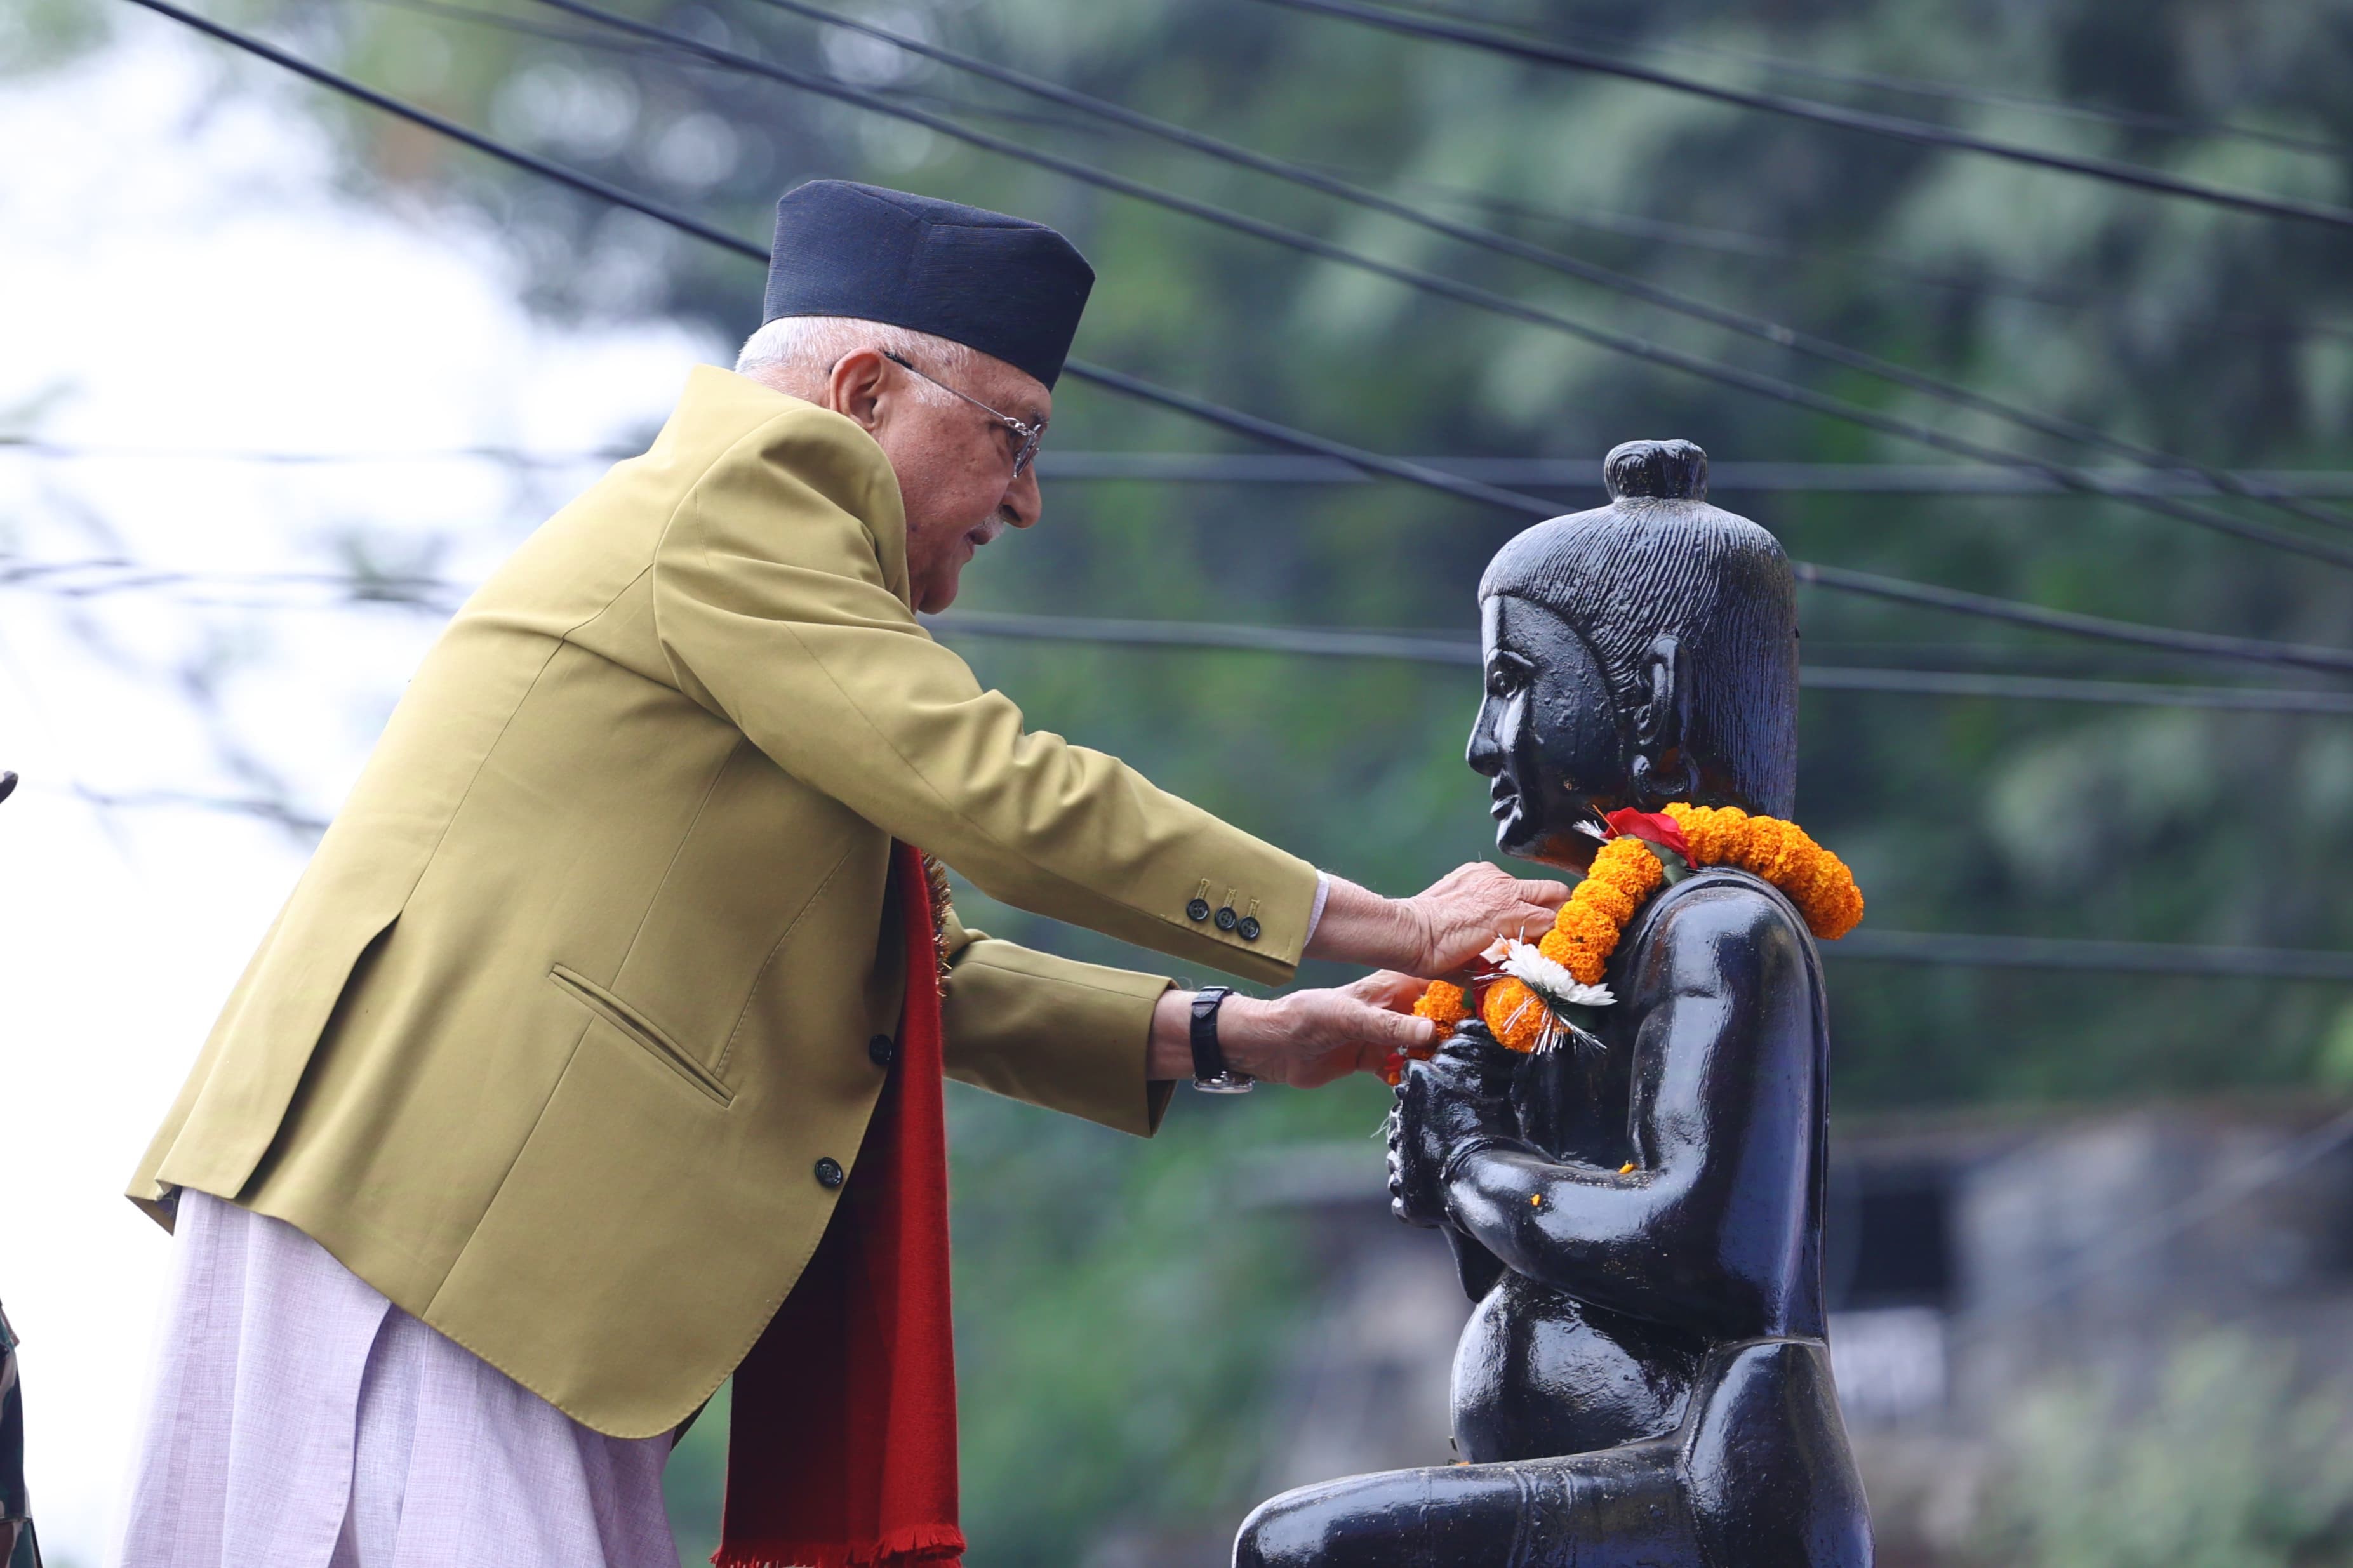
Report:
114,1191,677,1568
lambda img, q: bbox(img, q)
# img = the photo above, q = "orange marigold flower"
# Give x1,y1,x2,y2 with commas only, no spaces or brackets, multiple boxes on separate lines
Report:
1742,818,1802,884
1577,879,1639,927
1481,978,1550,1053
1414,980,1472,1030
1681,803,1750,867
1536,927,1580,967
1548,905,1620,983
1592,835,1665,894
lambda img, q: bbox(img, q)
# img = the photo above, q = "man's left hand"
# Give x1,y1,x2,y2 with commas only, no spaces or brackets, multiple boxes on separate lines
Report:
1149,972,1434,1087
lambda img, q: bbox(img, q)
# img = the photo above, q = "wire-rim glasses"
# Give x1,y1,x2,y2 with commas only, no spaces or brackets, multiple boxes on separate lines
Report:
881,350,1047,477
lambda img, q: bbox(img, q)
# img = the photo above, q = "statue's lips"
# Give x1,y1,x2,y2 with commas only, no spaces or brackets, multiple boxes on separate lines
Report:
1488,781,1519,821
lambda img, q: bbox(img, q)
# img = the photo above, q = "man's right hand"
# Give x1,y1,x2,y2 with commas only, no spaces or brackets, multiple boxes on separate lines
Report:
1305,863,1568,978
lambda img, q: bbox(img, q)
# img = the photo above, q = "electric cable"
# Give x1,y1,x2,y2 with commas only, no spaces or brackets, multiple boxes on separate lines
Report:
1793,561,2353,676
929,610,2353,714
12,547,2353,707
1375,0,2349,161
356,0,2353,352
369,0,1105,136
1832,929,2353,981
542,0,2353,566
1400,182,2353,348
25,761,2353,980
17,437,2353,499
1253,0,2353,235
734,0,2353,540
110,0,2353,678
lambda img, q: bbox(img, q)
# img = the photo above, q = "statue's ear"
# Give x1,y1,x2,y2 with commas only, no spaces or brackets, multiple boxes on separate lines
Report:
1632,632,1688,754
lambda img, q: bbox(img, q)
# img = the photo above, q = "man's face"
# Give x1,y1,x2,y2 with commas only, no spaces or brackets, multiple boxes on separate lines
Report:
862,351,1049,613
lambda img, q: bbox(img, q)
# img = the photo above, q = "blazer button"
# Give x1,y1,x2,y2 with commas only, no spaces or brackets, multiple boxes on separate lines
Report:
1186,897,1211,922
814,1157,845,1190
869,1033,896,1067
1214,905,1239,932
1237,916,1262,941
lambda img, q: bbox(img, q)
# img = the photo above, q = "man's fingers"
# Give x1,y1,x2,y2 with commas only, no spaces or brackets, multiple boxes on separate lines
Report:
1348,969,1431,1010
1349,1006,1437,1053
1514,877,1571,908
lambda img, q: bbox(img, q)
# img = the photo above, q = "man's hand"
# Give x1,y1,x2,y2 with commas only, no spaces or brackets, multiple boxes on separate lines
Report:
1307,863,1569,978
1147,972,1434,1088
1387,1027,1519,1227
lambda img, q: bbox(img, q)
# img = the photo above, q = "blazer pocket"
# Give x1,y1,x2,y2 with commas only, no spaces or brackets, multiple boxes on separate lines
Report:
548,964,734,1106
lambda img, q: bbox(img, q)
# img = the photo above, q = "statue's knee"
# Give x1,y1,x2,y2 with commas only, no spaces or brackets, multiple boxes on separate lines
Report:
1234,1479,1356,1568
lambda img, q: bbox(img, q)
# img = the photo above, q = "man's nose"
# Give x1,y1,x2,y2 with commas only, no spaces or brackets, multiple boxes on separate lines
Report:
1001,465,1042,529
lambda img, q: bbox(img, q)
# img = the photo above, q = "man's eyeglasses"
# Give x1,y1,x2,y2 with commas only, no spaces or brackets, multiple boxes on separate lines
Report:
881,350,1047,478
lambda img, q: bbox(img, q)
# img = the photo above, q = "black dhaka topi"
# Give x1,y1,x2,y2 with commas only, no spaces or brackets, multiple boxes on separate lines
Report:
761,180,1095,390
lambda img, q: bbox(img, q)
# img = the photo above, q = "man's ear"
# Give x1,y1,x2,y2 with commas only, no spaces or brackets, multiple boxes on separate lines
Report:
825,348,893,434
1632,632,1688,754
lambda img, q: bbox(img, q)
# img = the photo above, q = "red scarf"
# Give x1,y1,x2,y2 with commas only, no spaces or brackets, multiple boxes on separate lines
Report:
716,844,964,1568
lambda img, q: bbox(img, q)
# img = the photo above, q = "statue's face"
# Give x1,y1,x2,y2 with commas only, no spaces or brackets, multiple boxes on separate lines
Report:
1467,594,1627,871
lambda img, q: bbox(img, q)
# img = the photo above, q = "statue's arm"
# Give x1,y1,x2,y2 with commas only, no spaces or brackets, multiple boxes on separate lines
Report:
1436,885,1815,1337
1442,1222,1509,1300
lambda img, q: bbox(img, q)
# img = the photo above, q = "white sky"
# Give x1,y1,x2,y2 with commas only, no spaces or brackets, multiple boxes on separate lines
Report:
1,26,719,1562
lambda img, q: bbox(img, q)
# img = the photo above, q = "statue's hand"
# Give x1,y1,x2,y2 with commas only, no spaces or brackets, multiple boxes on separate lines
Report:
1388,1025,1518,1228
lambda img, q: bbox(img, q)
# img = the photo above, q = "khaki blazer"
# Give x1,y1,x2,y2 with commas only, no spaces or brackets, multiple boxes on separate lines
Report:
128,367,1317,1437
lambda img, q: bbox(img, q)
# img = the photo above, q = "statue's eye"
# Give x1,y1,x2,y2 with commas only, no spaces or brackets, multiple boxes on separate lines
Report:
1485,658,1530,699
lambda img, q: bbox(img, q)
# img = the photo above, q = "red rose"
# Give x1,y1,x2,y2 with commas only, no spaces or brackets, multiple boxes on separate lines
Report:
1603,807,1692,861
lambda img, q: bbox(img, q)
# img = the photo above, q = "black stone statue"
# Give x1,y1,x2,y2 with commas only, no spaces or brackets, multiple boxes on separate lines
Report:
1236,440,1871,1568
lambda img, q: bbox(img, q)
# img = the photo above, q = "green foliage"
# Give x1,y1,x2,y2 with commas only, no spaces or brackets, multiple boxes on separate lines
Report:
1983,1332,2353,1568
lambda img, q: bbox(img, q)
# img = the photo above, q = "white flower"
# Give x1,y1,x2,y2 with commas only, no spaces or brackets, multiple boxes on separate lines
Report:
1497,940,1615,1009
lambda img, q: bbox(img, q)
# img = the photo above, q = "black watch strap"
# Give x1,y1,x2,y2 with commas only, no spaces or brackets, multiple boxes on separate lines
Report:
1188,986,1254,1093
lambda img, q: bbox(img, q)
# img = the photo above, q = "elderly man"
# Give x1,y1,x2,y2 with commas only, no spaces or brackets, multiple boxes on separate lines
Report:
114,182,1563,1567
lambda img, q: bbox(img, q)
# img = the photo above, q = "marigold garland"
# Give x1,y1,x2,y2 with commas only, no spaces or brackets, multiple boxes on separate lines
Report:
1661,803,1863,941
1394,804,1865,1072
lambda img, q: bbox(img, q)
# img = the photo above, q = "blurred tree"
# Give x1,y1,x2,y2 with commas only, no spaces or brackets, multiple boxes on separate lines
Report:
1983,1331,2353,1567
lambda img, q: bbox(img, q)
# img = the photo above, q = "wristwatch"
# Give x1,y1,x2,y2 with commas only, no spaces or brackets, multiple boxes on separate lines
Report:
1189,986,1255,1093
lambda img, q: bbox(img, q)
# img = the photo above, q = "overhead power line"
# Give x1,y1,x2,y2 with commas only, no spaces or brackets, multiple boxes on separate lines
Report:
18,437,2353,499
539,0,2353,569
361,0,2353,350
114,0,2353,680
34,760,2353,988
931,610,2353,714
1376,0,2349,161
11,550,2353,712
1399,183,2353,348
735,0,2353,543
1834,929,2353,981
1793,562,2353,677
1253,0,2353,235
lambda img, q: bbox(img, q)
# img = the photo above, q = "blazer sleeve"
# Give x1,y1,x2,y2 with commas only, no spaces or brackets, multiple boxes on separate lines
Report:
937,905,1177,1138
650,401,1318,985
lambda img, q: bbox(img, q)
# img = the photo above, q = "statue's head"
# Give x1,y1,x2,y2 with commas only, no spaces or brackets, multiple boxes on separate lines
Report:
1470,439,1798,870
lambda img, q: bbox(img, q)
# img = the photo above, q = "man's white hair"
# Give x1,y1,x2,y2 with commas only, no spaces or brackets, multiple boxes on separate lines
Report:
735,315,977,404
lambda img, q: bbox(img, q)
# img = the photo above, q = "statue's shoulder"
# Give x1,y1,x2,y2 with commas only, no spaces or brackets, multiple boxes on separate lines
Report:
1625,865,1819,993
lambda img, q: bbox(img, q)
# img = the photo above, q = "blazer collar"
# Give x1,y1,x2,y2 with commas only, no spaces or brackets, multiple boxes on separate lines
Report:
676,366,914,609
